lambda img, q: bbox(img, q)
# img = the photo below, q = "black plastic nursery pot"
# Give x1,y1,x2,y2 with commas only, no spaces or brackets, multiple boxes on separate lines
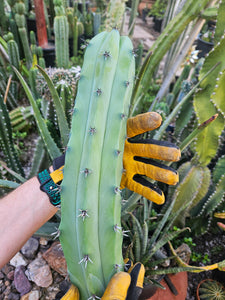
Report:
153,17,163,32
196,36,214,59
42,43,56,67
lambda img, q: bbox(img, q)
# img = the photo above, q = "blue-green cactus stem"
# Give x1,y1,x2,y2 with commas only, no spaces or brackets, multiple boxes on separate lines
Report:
54,15,70,68
6,33,20,71
60,30,135,299
14,1,32,69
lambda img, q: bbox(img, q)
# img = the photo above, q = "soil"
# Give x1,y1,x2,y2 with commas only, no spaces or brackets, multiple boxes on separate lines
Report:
187,232,225,300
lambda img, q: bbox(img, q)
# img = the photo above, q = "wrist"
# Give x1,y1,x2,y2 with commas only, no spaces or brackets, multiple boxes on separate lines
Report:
37,168,62,208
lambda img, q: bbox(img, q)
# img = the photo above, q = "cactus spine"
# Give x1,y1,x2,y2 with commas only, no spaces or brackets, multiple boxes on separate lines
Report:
60,30,135,299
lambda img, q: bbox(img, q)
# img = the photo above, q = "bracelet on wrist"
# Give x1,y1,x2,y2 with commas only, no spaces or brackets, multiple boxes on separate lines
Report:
37,168,63,207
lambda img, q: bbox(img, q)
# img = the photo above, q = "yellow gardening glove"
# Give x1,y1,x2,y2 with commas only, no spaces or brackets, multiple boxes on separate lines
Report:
61,262,145,300
120,112,180,204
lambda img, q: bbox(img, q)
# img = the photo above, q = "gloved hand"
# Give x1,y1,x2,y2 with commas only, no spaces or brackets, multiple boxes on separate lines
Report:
61,262,145,300
120,112,180,205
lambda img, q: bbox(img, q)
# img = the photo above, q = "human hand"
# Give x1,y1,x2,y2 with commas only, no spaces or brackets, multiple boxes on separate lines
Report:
120,112,180,204
61,262,145,300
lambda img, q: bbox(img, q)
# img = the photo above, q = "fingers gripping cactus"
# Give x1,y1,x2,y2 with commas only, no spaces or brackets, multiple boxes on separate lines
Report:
60,30,135,299
120,112,180,204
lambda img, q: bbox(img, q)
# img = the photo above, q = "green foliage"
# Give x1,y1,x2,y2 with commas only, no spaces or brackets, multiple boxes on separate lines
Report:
191,252,210,264
150,0,168,19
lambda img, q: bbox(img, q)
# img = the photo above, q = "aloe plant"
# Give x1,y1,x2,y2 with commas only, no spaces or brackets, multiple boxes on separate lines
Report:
59,29,135,300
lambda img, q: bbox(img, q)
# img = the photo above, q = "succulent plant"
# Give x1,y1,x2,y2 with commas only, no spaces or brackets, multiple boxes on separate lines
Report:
197,279,225,300
59,29,135,300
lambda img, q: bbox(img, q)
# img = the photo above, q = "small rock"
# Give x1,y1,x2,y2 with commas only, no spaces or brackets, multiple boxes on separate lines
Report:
21,237,39,259
7,270,15,281
39,237,48,246
175,243,191,264
7,292,20,300
10,252,27,267
1,264,14,276
5,280,10,286
0,271,4,279
14,265,32,296
43,242,67,277
26,256,53,287
3,285,11,296
21,290,40,300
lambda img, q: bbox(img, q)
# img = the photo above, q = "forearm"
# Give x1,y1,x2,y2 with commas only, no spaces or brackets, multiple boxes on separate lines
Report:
0,176,58,268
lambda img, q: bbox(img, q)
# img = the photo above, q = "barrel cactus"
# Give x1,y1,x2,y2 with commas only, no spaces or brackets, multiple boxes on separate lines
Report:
197,279,225,300
59,29,135,299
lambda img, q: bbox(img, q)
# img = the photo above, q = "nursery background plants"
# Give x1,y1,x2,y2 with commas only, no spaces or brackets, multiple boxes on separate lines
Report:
1,0,225,299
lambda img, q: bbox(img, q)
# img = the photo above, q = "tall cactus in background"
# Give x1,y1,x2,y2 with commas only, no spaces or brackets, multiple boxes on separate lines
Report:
14,0,32,69
193,0,225,166
103,0,127,33
0,95,24,177
54,0,70,68
59,29,135,299
0,0,8,34
5,33,20,71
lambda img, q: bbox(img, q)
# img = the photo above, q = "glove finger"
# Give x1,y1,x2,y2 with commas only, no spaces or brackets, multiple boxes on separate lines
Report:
53,153,65,170
127,139,180,162
101,272,131,300
127,112,162,138
134,157,179,185
124,258,133,272
126,174,165,204
126,263,145,300
60,285,80,300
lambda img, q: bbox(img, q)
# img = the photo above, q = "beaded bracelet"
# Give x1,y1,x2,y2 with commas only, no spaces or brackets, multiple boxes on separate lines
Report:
37,169,61,207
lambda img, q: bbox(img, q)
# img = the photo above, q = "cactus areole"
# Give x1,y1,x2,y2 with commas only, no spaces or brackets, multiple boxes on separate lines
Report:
60,29,135,299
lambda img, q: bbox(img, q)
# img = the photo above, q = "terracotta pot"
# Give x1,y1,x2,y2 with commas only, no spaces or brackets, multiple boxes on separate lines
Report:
144,272,188,300
138,1,155,16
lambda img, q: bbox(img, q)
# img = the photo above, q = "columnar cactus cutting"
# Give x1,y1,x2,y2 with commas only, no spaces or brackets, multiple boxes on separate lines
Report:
59,29,135,299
